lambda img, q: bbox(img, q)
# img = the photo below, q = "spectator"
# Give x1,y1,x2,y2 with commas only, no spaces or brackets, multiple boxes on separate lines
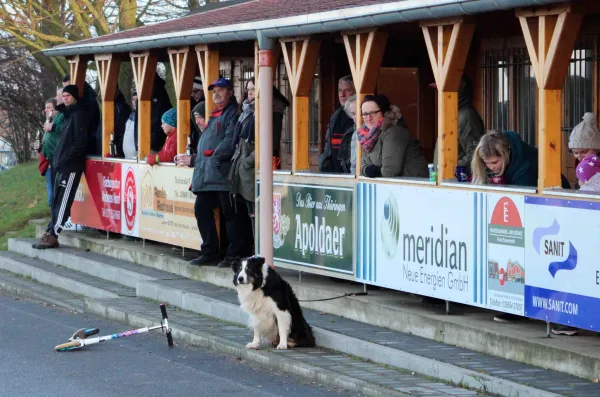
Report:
568,112,600,190
150,74,173,153
121,89,138,159
189,78,251,268
271,83,290,169
40,95,64,208
319,75,356,173
359,95,428,178
576,154,600,193
433,75,485,174
338,95,357,174
147,108,178,166
471,131,538,186
229,79,258,235
109,89,131,158
33,85,91,249
62,74,100,155
190,101,206,156
190,77,205,143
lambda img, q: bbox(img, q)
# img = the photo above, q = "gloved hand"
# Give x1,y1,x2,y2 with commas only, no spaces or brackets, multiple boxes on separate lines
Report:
364,165,381,178
147,154,159,166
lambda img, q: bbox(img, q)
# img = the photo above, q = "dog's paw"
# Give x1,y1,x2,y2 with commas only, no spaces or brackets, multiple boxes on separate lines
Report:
246,341,260,349
276,342,288,350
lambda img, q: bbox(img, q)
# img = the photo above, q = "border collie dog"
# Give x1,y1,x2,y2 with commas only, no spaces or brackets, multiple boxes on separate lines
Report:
232,256,315,350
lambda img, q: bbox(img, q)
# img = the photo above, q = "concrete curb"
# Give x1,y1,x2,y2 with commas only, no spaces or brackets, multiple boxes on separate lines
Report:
136,279,559,397
84,298,412,397
0,253,119,299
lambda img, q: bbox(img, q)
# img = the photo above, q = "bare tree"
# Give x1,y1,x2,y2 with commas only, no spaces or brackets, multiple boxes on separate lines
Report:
0,42,56,163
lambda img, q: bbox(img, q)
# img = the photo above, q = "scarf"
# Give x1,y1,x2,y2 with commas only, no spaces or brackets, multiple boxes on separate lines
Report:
232,100,255,144
357,119,383,153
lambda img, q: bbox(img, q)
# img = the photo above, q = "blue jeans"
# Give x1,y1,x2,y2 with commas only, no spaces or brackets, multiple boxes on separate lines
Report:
45,166,54,208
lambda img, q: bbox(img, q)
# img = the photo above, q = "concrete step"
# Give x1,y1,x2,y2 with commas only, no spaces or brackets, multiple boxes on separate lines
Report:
32,226,600,383
13,235,599,397
0,251,135,299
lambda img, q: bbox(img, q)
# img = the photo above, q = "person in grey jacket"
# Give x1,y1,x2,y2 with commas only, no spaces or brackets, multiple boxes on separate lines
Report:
188,78,252,268
359,95,428,178
433,74,485,174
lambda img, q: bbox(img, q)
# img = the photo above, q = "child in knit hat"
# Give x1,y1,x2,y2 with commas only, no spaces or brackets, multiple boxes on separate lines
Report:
147,108,178,166
576,155,600,193
569,112,600,161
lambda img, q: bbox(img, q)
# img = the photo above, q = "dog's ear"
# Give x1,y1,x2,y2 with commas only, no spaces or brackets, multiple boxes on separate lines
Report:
251,256,265,267
231,257,242,273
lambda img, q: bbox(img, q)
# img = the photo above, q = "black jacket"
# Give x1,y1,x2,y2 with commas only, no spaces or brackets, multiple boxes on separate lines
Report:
319,107,354,173
112,91,132,157
52,102,91,174
150,75,172,152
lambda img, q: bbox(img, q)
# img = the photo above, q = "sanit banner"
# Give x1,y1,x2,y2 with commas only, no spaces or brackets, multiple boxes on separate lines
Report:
356,183,487,306
524,196,600,330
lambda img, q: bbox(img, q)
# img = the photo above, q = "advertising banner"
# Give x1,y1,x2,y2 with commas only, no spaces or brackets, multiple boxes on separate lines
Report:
121,164,141,237
487,194,525,315
524,196,600,331
139,165,201,249
356,183,487,306
262,182,353,274
71,160,122,233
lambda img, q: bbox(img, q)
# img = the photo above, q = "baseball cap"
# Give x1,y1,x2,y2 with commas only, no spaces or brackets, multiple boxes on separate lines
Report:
208,77,232,91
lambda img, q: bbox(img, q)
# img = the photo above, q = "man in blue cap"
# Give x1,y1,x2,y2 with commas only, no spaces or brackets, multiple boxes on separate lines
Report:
188,78,253,267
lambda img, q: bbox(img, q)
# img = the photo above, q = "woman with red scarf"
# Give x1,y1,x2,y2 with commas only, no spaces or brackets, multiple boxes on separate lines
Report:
358,95,428,178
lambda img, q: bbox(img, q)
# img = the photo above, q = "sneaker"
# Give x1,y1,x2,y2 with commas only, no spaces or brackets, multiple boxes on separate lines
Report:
62,218,78,231
32,233,59,249
493,313,522,323
189,254,220,266
552,325,579,336
218,257,234,268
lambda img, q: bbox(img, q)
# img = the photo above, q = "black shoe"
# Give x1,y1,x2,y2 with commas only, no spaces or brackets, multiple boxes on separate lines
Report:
189,254,220,266
218,257,234,268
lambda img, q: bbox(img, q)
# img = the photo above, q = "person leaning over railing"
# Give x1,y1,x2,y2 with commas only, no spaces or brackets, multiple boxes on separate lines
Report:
359,94,428,178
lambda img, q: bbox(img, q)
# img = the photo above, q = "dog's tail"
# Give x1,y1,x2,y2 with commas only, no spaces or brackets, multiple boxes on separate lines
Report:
294,321,316,348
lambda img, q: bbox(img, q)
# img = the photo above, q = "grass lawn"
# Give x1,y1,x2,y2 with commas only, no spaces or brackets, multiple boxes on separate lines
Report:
0,162,50,250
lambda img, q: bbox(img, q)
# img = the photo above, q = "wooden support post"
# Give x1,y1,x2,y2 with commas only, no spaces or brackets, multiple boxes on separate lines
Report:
342,30,388,177
168,47,196,156
95,54,121,158
67,55,90,99
195,44,220,121
281,38,321,173
517,4,583,190
421,18,475,182
130,51,158,161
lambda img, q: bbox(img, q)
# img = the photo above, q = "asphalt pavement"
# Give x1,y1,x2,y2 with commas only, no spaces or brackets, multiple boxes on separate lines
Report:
0,292,358,397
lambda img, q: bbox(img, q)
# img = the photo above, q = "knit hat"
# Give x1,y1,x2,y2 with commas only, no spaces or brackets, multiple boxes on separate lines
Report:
192,101,205,118
569,112,600,149
362,94,390,113
193,76,203,90
576,154,600,184
62,84,80,101
161,108,177,127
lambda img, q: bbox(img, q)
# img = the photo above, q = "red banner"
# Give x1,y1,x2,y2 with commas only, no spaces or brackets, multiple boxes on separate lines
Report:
71,160,122,232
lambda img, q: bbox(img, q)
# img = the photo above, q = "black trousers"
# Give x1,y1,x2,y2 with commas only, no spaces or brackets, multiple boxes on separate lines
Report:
47,170,83,237
194,191,253,257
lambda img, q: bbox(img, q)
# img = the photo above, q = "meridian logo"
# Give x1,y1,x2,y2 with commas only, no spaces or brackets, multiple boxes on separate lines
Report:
532,219,578,277
380,193,400,258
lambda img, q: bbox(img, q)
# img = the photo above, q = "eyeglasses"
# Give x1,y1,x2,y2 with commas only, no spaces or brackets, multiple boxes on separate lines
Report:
361,110,382,118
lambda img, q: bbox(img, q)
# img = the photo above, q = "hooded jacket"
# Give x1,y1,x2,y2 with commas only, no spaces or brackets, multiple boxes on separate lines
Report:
191,98,239,193
52,101,91,174
433,75,485,171
502,131,538,186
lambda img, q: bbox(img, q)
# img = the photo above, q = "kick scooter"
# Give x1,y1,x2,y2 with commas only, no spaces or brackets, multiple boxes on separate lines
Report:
55,303,173,351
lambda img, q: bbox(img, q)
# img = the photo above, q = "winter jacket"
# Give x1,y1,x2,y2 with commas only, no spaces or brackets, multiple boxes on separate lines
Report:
580,173,600,193
502,131,538,186
272,88,289,157
433,76,485,172
229,101,256,202
52,101,91,174
81,82,101,156
319,107,354,173
147,128,177,166
191,99,239,193
41,111,64,161
361,118,428,178
150,75,173,153
337,124,356,174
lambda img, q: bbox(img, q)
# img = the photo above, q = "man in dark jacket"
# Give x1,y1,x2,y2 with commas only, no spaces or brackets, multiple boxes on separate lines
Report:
150,74,172,153
62,74,100,155
433,74,485,174
33,85,91,249
188,78,251,268
319,75,356,173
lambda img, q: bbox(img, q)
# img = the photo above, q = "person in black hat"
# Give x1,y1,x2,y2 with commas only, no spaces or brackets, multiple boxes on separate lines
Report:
358,94,428,178
33,85,92,249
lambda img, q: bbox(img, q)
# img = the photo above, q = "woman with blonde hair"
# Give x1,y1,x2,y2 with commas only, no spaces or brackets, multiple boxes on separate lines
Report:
470,130,538,186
